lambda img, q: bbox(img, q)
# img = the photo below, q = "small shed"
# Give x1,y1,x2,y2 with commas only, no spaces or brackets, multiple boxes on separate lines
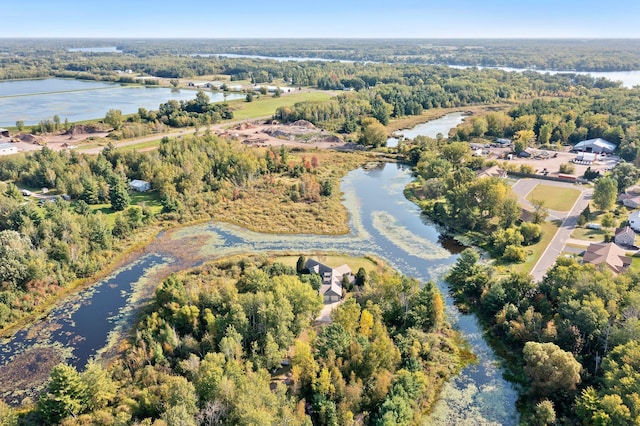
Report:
129,179,151,192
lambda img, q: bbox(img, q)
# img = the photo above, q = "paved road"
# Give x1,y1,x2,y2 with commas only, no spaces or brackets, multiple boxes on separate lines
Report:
76,116,272,155
511,178,593,282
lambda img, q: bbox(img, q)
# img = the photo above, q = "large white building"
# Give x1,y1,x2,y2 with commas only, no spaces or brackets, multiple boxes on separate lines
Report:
573,138,616,154
0,142,17,156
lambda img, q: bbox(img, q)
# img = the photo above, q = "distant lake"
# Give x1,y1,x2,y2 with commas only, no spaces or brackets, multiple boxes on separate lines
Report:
450,65,640,89
67,46,122,53
0,78,243,127
192,53,352,63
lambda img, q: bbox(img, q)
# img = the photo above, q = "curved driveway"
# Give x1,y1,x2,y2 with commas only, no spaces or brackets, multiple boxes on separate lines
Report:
511,178,593,282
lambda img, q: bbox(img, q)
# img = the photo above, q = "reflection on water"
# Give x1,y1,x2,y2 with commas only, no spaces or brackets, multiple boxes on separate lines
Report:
387,112,467,147
0,78,244,127
0,164,519,424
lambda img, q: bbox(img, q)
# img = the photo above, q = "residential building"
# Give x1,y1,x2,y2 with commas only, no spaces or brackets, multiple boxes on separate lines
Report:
583,242,632,273
618,193,640,209
305,258,353,304
476,165,507,179
614,226,636,247
629,211,640,232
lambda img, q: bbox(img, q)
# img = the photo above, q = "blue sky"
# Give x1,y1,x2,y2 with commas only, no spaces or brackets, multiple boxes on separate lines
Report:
3,0,639,38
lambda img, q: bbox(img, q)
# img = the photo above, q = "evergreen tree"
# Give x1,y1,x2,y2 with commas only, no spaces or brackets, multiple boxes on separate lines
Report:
296,255,307,274
109,177,130,211
38,364,88,424
355,267,367,287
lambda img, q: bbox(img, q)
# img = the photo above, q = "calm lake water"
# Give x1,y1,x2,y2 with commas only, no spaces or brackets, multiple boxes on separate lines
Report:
387,111,467,147
450,65,640,89
192,53,348,62
0,117,519,424
67,46,122,53
0,78,243,127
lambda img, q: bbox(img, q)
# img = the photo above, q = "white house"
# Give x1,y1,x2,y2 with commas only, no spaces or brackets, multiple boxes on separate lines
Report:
305,259,353,304
614,226,636,247
573,138,616,154
0,142,17,156
629,211,640,232
129,179,151,192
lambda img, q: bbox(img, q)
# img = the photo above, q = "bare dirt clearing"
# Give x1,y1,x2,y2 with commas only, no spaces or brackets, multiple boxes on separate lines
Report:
8,119,357,155
214,119,356,150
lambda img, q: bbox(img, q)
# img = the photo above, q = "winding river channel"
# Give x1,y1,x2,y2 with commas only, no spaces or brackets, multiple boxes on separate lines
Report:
0,118,519,424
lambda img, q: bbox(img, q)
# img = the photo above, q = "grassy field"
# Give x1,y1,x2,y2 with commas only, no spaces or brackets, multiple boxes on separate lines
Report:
525,184,581,211
496,219,562,275
210,150,372,235
571,227,608,242
117,139,162,152
89,191,163,225
226,91,335,119
629,256,640,274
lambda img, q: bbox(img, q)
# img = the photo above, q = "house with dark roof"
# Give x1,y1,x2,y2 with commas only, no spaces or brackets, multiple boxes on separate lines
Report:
582,242,632,274
618,193,640,209
614,226,636,247
305,259,353,303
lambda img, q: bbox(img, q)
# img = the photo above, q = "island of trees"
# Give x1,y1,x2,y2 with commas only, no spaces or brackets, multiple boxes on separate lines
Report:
2,255,462,425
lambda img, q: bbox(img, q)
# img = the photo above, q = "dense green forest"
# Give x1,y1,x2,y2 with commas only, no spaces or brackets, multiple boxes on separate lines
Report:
0,131,357,333
451,89,640,163
445,251,640,425
392,114,640,423
2,38,640,71
2,256,462,425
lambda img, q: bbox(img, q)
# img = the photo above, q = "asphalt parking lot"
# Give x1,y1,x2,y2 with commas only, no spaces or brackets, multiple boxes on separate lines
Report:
482,146,619,177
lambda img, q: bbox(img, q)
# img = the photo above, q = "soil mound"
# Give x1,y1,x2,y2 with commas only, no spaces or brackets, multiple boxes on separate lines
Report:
17,133,45,144
64,124,105,136
291,120,316,129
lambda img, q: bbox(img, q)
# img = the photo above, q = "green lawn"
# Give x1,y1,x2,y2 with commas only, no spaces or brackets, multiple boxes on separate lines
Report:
117,139,162,152
521,219,561,274
226,91,335,119
525,184,581,211
570,227,607,242
89,191,163,225
494,219,562,275
629,256,640,274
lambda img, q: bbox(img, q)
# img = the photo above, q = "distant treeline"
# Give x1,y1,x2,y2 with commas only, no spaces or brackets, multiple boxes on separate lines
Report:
2,38,640,72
